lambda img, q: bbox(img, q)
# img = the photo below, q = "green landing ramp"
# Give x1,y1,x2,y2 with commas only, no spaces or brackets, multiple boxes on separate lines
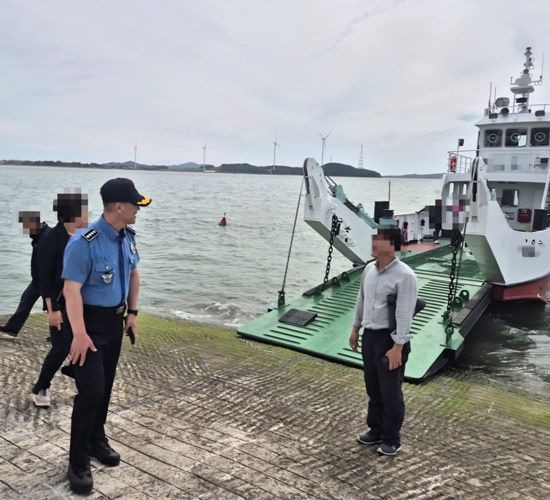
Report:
238,245,492,381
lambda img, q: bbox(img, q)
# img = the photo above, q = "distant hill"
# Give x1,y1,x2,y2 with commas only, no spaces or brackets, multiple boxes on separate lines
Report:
218,162,380,177
170,162,203,171
0,159,169,171
323,162,380,178
384,173,444,179
1,159,381,177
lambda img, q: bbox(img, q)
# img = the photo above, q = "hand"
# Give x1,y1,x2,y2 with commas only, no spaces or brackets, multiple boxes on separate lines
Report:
385,344,403,370
48,310,63,331
124,313,137,337
349,330,359,352
69,334,97,366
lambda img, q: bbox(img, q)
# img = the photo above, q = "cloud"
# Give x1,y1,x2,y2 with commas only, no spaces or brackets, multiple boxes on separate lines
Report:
0,0,549,173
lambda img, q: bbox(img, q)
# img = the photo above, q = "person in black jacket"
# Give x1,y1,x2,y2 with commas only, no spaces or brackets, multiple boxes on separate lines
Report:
31,193,88,408
0,212,50,340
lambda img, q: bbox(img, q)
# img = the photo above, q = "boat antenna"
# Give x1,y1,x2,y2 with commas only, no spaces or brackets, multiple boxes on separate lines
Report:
488,82,493,109
133,145,137,169
278,178,304,307
202,143,207,172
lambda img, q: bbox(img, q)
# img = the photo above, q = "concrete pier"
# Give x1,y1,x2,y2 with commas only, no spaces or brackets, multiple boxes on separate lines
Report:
0,313,549,498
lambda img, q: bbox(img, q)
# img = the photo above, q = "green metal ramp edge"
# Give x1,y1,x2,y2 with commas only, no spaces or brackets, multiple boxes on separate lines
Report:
237,245,489,381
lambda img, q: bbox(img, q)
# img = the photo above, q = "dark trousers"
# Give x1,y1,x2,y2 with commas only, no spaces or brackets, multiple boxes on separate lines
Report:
361,328,410,446
4,281,41,334
69,306,124,467
32,324,72,393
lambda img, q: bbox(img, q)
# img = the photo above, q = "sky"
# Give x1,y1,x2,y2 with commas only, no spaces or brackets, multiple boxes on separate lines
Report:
1,0,550,174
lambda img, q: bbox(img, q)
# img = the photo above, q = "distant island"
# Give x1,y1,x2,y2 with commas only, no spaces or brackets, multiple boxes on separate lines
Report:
384,173,444,179
218,162,380,177
0,159,381,178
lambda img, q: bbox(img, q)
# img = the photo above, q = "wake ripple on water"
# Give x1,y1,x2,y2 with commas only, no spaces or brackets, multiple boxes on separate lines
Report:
148,301,256,329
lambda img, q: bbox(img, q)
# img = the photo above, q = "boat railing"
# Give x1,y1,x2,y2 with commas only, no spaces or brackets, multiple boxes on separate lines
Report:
489,102,550,115
447,151,474,173
447,149,550,175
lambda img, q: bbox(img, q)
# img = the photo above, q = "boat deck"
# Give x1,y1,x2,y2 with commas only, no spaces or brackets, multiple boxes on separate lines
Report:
238,244,491,381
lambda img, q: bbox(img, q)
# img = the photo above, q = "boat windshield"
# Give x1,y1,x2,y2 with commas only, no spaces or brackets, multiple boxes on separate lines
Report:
530,127,550,146
484,129,502,147
505,128,528,147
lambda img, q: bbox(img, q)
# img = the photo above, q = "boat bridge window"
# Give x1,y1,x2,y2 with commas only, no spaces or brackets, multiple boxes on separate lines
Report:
484,129,502,147
505,128,528,147
530,127,550,146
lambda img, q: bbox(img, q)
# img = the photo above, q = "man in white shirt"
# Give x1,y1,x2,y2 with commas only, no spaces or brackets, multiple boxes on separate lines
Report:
349,228,417,456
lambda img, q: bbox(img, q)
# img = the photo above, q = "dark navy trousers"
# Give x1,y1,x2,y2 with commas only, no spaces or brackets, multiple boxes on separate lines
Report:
361,328,410,446
32,324,72,393
4,281,41,334
69,306,124,468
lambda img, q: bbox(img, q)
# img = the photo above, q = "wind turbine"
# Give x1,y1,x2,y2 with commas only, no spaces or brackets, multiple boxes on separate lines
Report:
319,131,332,166
272,135,280,172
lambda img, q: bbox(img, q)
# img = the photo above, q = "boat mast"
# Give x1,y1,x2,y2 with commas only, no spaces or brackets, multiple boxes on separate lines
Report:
511,47,538,113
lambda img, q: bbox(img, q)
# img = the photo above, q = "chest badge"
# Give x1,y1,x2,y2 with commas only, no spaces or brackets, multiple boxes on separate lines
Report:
130,242,137,254
101,271,114,284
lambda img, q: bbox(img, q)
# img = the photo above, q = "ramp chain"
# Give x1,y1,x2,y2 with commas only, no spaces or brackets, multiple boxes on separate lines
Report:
323,214,341,284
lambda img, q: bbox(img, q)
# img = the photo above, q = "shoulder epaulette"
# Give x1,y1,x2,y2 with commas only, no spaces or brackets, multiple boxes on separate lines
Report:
82,228,98,242
125,225,136,235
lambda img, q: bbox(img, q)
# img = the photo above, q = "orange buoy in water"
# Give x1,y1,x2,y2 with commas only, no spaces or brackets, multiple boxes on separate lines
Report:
218,213,227,226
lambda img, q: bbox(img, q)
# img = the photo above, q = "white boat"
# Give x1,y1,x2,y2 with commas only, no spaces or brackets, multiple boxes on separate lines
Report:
400,47,550,302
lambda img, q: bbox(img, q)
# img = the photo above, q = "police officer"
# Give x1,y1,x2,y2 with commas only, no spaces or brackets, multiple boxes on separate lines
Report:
62,178,151,494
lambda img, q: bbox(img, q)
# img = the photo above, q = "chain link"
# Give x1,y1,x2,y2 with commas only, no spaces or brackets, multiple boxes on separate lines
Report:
323,214,341,284
444,230,464,339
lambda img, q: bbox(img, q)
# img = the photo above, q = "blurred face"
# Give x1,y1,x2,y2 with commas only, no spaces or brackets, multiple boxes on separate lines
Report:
21,218,41,234
371,233,395,259
74,204,89,228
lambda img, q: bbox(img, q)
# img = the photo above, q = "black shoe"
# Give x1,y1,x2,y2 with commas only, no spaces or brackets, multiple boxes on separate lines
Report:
89,439,120,466
376,442,402,456
0,326,17,340
61,364,75,379
67,463,93,494
357,431,382,445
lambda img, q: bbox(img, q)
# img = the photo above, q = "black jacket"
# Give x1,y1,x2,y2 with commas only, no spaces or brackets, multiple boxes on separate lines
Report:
30,222,50,285
37,222,70,311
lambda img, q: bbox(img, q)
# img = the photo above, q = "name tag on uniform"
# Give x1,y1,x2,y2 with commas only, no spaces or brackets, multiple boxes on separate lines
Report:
130,242,137,254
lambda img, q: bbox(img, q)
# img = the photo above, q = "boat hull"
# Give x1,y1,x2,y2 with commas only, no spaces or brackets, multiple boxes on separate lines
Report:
492,273,550,303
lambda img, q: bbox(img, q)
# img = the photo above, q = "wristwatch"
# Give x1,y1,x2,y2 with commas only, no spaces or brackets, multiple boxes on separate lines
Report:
127,309,139,316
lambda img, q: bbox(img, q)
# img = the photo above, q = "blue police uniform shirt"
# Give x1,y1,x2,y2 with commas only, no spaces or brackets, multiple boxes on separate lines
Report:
62,215,140,307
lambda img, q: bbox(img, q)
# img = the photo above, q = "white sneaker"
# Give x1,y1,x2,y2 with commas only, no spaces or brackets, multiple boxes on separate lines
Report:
32,389,50,408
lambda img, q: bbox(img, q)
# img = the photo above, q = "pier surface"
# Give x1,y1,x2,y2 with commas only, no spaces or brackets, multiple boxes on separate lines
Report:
0,313,549,499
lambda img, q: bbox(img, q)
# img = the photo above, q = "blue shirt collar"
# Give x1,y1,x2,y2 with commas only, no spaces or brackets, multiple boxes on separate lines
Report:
96,215,124,241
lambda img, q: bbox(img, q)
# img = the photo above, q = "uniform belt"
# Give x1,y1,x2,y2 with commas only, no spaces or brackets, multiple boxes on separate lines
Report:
83,303,126,315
